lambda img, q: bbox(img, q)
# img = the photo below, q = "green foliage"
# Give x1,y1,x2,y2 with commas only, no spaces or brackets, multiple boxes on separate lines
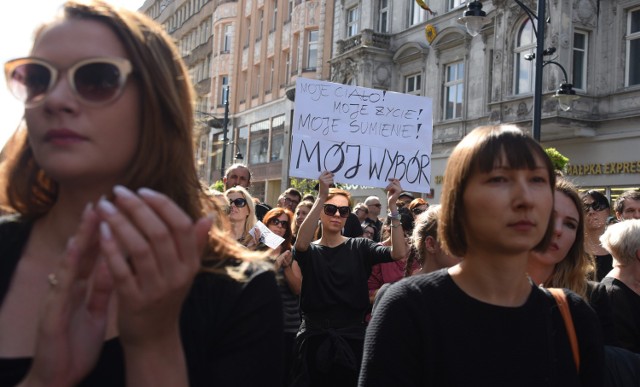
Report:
545,147,570,172
289,177,345,197
289,178,318,197
210,180,225,193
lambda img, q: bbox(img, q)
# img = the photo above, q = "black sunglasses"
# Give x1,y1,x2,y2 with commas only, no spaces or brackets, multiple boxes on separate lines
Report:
323,204,350,218
269,218,289,228
229,198,248,208
583,201,608,212
5,57,133,108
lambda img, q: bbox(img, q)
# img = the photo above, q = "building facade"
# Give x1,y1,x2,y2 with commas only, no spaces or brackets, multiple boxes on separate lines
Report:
329,0,640,203
140,0,335,205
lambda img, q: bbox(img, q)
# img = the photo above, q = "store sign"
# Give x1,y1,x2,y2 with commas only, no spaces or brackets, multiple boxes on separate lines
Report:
565,161,640,176
289,78,433,193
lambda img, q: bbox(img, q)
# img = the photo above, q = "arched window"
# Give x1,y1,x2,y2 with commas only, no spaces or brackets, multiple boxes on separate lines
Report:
514,19,535,94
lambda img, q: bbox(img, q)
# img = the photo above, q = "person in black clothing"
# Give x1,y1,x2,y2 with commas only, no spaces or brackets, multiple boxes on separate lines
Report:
0,2,283,386
292,171,407,387
600,219,640,354
582,190,613,281
359,125,604,387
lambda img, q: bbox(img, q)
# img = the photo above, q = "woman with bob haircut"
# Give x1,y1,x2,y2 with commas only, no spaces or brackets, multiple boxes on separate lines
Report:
359,125,604,386
0,1,283,386
292,171,407,387
224,186,259,247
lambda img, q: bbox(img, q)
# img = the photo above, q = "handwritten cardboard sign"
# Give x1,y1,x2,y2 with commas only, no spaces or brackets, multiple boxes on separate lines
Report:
289,78,433,193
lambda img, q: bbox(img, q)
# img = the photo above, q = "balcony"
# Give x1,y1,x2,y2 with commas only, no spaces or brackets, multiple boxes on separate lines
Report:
336,29,391,55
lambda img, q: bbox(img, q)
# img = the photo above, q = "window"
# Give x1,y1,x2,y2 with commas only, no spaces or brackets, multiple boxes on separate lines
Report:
237,126,249,165
267,58,274,93
572,31,588,91
626,8,640,86
409,1,425,26
306,30,318,70
249,120,270,164
245,16,251,47
378,0,389,33
444,62,464,119
405,74,422,95
220,76,228,106
253,64,261,98
347,7,359,37
288,0,294,21
258,9,264,39
514,19,535,94
222,24,232,52
271,115,285,161
271,0,278,31
448,0,466,10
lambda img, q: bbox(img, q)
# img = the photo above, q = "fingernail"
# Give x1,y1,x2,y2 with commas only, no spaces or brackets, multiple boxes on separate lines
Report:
100,222,112,240
98,199,118,215
82,202,93,217
114,185,136,199
138,187,160,198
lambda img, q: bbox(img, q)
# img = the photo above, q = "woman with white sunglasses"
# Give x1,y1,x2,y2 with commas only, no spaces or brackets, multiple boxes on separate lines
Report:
0,1,282,386
290,171,407,387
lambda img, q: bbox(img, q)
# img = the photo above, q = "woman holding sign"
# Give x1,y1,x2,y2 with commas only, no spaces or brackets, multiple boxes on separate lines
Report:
291,171,407,387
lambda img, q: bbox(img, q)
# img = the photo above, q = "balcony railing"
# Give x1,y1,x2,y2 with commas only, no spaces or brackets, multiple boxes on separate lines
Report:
336,29,391,55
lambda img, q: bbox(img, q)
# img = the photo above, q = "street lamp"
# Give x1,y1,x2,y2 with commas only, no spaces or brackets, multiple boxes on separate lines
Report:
458,0,547,141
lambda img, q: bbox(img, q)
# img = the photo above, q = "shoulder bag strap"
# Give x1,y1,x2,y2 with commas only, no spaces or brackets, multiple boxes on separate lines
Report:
548,288,580,373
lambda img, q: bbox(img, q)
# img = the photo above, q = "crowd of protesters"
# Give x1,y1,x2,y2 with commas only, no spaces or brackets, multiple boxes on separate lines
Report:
0,1,639,387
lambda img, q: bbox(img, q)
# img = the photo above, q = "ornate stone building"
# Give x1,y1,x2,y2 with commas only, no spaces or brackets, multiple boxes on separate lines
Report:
329,0,640,202
140,0,334,204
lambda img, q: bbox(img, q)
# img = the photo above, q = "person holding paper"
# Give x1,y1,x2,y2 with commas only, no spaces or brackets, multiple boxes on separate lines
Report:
263,207,302,386
291,171,407,387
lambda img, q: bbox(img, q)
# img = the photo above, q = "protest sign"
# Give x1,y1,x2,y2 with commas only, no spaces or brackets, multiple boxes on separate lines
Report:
289,78,433,193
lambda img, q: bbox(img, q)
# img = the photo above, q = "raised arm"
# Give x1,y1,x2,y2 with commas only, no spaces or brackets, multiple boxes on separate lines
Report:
293,171,333,252
387,179,408,260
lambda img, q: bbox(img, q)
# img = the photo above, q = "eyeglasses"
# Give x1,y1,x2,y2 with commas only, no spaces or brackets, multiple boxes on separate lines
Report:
412,208,426,215
368,203,382,208
229,198,248,208
5,57,133,108
323,204,350,218
583,201,608,213
283,197,299,207
269,218,289,228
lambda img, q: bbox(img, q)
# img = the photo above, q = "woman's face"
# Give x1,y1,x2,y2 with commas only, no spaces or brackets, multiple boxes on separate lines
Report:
295,206,310,227
583,195,609,232
462,154,553,256
268,213,290,237
530,190,579,267
227,192,249,223
24,19,141,187
320,195,349,234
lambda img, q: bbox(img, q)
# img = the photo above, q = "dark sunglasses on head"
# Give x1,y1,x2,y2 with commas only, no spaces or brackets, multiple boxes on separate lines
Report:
323,204,350,218
583,201,608,212
412,208,425,215
269,218,289,228
229,198,248,208
4,57,133,108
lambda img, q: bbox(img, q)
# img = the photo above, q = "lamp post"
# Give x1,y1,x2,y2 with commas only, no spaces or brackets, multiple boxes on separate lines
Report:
458,0,547,141
220,85,230,179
